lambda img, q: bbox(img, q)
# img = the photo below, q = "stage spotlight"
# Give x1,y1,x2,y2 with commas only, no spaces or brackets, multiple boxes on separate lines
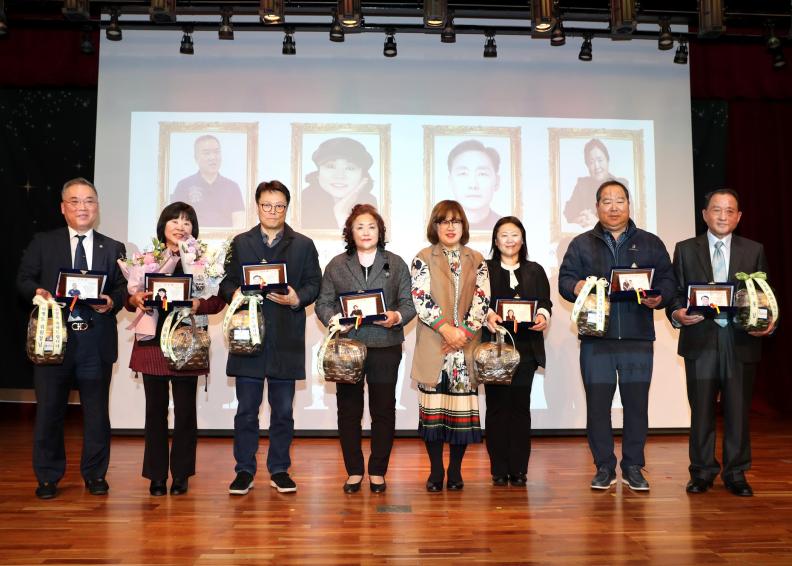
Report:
106,8,122,41
531,0,556,37
63,0,90,22
219,8,234,40
550,19,566,46
180,28,194,55
483,31,497,58
441,13,455,43
578,34,593,61
282,29,296,55
80,26,94,54
698,0,724,38
329,12,345,42
150,0,177,24
424,0,447,29
610,0,637,37
658,18,673,50
260,0,284,24
674,38,688,65
383,29,397,57
338,0,361,29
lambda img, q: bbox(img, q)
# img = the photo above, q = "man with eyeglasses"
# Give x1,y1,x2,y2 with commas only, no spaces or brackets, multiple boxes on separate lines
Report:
219,180,321,495
558,181,676,492
17,177,127,499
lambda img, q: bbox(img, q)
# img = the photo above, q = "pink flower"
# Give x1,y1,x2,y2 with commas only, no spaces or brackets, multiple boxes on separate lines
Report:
143,253,156,265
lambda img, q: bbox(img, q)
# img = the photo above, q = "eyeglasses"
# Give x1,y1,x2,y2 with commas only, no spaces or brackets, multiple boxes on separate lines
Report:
436,219,462,228
259,203,287,213
63,198,98,208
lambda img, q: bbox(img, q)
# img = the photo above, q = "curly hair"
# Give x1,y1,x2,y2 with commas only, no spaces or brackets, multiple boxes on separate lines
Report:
343,204,387,255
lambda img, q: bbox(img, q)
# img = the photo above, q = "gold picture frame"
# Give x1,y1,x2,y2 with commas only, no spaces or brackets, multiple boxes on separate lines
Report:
423,125,522,236
157,121,259,240
549,128,646,242
291,123,391,238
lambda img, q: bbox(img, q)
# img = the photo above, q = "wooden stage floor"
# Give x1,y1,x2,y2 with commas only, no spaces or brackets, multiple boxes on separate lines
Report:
1,405,791,565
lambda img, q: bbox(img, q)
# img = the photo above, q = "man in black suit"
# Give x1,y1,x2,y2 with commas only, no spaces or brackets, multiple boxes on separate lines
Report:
667,188,775,497
220,180,321,495
17,178,127,499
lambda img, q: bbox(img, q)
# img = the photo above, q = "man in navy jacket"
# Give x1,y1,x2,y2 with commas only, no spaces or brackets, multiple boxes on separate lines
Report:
559,181,676,491
220,180,321,495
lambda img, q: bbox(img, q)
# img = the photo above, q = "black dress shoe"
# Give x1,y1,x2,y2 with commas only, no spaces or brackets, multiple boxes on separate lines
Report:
36,482,58,500
85,478,109,495
724,478,754,497
150,480,167,496
426,480,443,492
370,480,387,494
492,475,508,487
685,478,713,494
343,479,362,494
170,478,189,496
509,474,527,487
446,479,464,491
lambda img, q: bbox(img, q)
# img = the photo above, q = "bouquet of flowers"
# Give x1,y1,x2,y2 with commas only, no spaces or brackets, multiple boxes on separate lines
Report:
117,237,181,340
179,237,231,299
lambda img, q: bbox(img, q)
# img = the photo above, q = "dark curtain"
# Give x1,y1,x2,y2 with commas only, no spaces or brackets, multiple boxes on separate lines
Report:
1,88,98,388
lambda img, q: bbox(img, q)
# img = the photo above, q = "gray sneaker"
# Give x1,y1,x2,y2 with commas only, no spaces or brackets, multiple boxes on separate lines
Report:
622,465,650,491
591,467,617,490
270,472,297,493
228,471,254,495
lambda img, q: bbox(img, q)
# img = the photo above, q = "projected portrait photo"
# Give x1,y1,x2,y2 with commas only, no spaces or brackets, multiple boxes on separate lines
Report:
549,128,645,241
158,121,259,238
425,126,521,234
291,123,391,237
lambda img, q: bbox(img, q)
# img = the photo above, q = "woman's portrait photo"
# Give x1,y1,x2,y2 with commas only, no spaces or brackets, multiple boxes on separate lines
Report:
549,127,646,241
291,123,391,236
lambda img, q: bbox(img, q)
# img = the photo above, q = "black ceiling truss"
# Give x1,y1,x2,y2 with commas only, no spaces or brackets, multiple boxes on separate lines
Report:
1,1,791,45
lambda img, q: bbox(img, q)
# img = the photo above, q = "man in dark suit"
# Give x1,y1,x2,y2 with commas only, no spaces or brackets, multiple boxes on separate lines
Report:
667,188,775,497
220,180,321,495
17,178,127,500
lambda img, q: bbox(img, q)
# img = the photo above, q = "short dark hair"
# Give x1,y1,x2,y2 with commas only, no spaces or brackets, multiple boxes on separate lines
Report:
703,188,740,210
584,138,610,162
427,200,470,245
255,180,291,205
156,202,200,242
194,134,220,154
447,139,500,173
62,177,98,199
490,216,528,263
596,180,630,203
343,203,387,255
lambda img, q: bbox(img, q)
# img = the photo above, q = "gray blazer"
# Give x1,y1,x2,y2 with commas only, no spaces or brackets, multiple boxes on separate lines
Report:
316,248,416,348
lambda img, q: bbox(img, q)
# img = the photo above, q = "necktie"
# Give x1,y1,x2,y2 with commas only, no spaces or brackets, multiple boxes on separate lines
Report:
712,241,727,327
74,235,88,271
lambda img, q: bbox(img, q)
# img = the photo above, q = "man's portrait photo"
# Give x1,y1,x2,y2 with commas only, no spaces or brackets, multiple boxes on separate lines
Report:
549,128,646,241
157,121,259,238
425,126,521,234
291,123,391,236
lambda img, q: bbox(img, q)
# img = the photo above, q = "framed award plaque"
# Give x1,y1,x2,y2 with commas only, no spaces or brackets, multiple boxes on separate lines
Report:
55,269,108,305
339,289,387,325
686,282,736,317
494,297,539,330
609,266,660,301
144,274,194,308
241,262,288,294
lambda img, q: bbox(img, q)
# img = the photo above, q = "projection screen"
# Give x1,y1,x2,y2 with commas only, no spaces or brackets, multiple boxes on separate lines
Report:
94,24,695,431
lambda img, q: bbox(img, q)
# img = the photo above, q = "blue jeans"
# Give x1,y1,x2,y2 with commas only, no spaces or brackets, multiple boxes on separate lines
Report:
233,376,295,476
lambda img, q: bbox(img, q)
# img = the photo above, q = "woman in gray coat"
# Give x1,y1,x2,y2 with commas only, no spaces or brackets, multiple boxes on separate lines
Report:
315,204,416,494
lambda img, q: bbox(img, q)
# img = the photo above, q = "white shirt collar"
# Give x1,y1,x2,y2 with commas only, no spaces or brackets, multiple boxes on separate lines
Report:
68,226,94,239
707,230,732,250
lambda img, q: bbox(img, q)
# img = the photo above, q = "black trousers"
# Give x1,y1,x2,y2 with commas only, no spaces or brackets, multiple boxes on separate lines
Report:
335,345,402,476
580,339,653,472
684,326,755,481
142,374,198,481
32,329,112,484
484,360,538,477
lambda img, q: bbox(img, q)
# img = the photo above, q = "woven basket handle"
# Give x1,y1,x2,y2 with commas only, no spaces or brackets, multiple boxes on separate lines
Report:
494,325,516,358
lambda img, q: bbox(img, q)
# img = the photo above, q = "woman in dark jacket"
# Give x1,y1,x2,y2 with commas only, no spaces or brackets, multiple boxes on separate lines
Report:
484,216,552,487
127,202,225,496
315,204,416,493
